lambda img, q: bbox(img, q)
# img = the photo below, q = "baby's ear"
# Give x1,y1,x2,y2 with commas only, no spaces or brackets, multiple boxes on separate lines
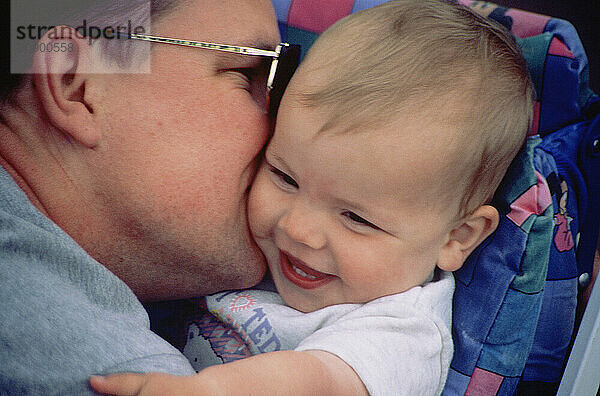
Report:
437,205,499,272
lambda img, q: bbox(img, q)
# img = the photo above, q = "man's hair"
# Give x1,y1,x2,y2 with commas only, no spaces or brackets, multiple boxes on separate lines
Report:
0,0,181,102
298,0,534,218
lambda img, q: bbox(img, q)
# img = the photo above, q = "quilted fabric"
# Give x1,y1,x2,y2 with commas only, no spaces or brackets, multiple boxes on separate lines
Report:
271,1,599,394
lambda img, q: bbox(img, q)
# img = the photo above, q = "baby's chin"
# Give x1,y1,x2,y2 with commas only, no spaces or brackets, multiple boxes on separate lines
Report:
284,298,323,314
279,290,354,313
282,286,420,313
273,284,325,313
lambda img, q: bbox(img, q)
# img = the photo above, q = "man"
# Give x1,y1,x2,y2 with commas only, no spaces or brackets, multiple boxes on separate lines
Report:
0,0,280,393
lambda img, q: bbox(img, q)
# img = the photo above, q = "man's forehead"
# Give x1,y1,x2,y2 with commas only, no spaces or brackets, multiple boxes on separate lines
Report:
163,0,279,47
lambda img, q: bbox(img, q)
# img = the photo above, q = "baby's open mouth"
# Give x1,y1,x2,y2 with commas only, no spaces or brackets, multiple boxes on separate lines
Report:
279,251,335,289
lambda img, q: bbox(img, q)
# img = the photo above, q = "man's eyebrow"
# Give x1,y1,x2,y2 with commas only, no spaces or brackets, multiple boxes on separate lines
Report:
238,34,281,50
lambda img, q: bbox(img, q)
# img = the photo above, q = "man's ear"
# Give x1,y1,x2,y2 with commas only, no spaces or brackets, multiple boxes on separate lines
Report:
32,26,101,148
437,205,499,272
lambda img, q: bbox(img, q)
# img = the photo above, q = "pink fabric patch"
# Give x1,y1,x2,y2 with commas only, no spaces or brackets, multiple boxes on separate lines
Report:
287,0,355,33
530,101,541,135
548,37,574,58
506,9,550,38
465,368,504,396
507,171,552,227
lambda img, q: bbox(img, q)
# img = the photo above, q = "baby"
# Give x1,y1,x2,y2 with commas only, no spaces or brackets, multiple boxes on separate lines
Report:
91,0,533,394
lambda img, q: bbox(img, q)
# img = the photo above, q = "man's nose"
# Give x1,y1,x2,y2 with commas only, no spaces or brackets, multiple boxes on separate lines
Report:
277,202,326,250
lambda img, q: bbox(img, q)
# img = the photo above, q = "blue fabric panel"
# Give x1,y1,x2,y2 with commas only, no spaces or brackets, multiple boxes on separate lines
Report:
351,0,387,13
497,376,521,396
521,278,578,382
576,113,600,275
539,53,582,133
278,21,288,42
272,0,293,24
477,288,543,376
455,218,525,287
442,368,470,396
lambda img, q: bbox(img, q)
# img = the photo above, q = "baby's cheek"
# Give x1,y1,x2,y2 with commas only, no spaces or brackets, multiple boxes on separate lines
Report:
247,172,274,238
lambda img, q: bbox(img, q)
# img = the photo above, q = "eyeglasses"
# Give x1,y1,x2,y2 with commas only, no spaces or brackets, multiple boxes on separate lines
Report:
128,33,300,116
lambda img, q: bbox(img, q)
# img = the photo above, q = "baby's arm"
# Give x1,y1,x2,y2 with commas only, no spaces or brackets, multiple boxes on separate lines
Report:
90,349,368,395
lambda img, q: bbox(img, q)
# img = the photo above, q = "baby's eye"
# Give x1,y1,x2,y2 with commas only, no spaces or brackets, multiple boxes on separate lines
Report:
341,211,381,230
269,165,299,189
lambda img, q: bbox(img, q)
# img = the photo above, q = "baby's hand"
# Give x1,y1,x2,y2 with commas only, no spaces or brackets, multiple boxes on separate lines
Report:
89,372,217,396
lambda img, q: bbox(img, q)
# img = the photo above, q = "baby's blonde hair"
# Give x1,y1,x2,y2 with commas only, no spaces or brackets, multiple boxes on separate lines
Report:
297,0,534,218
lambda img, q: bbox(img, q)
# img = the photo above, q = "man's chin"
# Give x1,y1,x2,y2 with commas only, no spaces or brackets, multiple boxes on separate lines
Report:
231,249,268,290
